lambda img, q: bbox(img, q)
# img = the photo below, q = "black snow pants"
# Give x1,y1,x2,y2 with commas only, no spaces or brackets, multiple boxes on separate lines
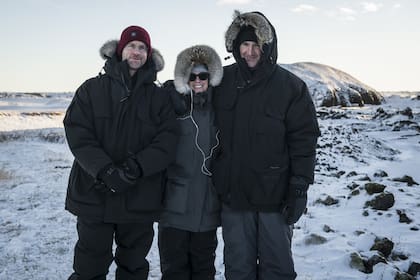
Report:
158,226,218,280
68,217,154,280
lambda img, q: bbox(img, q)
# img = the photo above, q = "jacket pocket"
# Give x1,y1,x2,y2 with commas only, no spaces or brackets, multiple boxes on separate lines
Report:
248,165,288,205
171,121,195,176
256,106,285,135
163,179,188,214
68,163,103,206
255,106,286,159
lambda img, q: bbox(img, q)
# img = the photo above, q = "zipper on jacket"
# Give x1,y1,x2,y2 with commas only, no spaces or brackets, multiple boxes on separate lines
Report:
119,73,132,102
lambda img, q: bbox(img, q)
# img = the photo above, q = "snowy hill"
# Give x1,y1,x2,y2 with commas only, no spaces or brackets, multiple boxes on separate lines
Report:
281,62,384,107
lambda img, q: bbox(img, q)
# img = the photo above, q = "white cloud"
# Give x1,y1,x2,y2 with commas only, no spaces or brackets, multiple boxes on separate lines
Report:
326,7,356,21
339,7,357,20
339,7,356,15
292,4,318,13
361,2,383,13
393,3,401,9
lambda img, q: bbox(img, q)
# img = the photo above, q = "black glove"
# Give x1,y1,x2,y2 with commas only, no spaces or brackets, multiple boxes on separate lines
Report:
93,181,111,193
98,164,138,194
121,156,143,180
283,186,308,225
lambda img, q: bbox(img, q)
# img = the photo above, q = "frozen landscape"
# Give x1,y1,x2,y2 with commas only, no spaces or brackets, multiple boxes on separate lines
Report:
1,63,419,279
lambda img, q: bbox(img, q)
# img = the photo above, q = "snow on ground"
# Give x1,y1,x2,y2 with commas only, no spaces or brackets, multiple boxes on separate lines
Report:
0,92,419,279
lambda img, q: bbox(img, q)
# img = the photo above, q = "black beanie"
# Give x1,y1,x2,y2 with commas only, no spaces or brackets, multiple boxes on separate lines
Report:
235,25,258,46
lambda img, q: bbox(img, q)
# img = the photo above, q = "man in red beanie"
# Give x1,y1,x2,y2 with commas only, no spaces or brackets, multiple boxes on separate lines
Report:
64,25,177,280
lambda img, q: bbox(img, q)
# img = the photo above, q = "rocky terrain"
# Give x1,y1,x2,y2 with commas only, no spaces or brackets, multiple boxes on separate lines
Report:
0,90,419,279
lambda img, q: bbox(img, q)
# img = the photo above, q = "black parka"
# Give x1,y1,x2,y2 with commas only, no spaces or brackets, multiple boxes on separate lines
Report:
213,12,320,211
63,41,177,223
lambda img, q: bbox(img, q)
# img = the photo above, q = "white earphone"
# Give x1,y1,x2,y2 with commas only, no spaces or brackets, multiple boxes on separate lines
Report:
177,89,220,176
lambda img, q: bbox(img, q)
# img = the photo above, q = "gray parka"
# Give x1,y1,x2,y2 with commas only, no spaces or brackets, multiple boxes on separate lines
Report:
159,45,223,232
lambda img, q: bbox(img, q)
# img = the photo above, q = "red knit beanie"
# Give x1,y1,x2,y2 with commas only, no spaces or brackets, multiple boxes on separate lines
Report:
117,25,152,58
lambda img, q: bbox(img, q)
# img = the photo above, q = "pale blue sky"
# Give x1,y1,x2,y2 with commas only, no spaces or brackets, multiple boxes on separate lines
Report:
1,0,419,92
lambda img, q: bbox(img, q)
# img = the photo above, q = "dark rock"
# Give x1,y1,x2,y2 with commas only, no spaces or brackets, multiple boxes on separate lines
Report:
395,272,415,280
365,254,387,273
392,120,420,132
392,175,419,186
365,192,395,210
365,182,387,195
359,175,371,181
347,171,358,177
408,262,420,277
391,251,409,261
334,170,346,178
304,233,328,245
399,107,413,118
374,107,391,119
316,195,339,206
349,252,367,273
54,165,71,169
374,170,388,177
347,182,359,190
323,225,335,233
396,210,412,224
370,237,394,258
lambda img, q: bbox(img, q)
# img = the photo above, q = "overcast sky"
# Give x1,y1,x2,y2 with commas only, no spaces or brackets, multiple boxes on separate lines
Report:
1,0,419,92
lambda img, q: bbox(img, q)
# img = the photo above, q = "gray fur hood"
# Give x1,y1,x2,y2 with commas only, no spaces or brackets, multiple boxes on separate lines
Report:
174,45,223,94
99,40,164,72
225,10,274,53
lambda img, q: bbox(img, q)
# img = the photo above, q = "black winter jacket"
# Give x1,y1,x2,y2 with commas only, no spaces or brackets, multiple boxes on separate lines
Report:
63,45,177,223
213,13,320,212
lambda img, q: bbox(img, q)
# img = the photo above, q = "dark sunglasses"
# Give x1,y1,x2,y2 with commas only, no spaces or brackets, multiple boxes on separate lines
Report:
189,72,209,81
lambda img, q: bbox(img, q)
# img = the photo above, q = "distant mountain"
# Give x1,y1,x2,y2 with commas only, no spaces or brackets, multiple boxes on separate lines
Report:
2,62,385,108
281,62,384,107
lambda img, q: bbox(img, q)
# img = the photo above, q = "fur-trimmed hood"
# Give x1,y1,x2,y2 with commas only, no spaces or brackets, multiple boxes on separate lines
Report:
174,45,223,94
225,10,277,66
225,10,273,53
99,39,164,72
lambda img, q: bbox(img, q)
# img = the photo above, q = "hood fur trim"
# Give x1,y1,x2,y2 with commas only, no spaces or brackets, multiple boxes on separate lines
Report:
225,10,273,53
99,40,164,72
174,45,223,94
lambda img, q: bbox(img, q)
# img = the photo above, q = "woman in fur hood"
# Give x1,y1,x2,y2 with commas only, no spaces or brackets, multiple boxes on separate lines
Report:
158,44,223,279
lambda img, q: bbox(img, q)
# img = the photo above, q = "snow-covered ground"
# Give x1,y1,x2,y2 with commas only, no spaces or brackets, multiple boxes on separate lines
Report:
0,91,419,280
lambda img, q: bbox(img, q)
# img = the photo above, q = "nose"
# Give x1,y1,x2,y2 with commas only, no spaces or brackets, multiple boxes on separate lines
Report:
245,45,256,56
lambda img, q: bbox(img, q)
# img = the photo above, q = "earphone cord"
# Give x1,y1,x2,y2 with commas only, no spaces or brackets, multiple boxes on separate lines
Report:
177,89,220,176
